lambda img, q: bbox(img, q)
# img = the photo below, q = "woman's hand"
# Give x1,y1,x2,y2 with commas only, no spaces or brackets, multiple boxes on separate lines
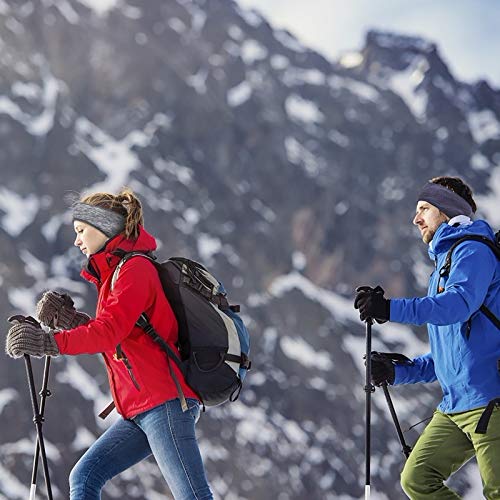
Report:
5,315,59,358
36,291,91,330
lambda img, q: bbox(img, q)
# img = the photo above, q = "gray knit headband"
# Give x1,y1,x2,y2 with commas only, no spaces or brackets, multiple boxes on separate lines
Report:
417,183,474,218
72,203,126,238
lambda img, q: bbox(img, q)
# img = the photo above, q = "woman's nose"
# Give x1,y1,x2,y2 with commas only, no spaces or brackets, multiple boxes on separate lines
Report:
74,235,81,246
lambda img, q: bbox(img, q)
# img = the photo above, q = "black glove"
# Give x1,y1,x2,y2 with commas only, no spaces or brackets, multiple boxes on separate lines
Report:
6,315,59,359
354,285,390,323
366,351,413,386
36,291,90,330
369,352,395,386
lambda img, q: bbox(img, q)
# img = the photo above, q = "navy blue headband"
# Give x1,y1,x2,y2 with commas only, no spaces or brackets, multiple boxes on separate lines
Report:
417,183,474,218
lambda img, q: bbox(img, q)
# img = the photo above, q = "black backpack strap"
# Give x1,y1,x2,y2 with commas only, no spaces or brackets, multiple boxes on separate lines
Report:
439,235,500,331
475,398,500,434
136,313,189,412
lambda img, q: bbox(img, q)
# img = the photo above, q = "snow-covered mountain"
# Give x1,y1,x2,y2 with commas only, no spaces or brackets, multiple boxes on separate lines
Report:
1,0,498,498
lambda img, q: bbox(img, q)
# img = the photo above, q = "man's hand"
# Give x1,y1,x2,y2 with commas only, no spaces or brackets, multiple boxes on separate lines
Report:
36,291,90,330
6,315,59,359
354,285,390,323
367,351,413,386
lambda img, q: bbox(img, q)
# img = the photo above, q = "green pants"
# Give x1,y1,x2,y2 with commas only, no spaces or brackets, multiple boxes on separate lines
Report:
401,406,500,499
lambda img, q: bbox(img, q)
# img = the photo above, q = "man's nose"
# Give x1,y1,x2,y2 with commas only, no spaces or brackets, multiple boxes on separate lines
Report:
413,213,421,225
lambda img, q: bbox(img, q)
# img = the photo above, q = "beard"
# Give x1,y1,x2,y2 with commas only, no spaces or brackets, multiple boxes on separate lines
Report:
422,228,436,244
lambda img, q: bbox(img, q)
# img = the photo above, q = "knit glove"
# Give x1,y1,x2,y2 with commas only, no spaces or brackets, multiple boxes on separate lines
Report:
36,291,90,330
6,315,60,359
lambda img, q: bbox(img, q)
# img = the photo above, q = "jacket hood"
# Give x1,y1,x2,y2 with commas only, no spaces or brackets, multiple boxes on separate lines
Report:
81,225,157,285
428,219,495,259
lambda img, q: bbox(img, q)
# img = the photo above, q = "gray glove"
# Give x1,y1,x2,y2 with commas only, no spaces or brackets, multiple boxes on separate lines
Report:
36,291,90,330
6,315,60,359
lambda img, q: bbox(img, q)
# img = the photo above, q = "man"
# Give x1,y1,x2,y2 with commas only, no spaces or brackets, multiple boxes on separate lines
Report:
354,176,500,499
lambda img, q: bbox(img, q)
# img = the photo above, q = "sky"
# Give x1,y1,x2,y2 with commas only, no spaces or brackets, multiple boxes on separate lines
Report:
237,0,500,88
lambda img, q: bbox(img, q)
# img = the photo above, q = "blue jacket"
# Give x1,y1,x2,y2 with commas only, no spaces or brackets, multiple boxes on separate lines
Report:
390,220,500,413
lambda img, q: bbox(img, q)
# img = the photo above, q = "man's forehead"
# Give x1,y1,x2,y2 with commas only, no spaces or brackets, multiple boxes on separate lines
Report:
416,200,435,210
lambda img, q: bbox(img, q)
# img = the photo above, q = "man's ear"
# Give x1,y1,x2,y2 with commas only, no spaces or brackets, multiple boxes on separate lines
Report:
439,211,450,223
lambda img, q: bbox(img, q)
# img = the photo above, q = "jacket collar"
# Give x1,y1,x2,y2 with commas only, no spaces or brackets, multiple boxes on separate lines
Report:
81,225,157,285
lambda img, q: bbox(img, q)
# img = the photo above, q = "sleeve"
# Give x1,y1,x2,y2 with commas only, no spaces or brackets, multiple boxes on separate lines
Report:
390,241,497,326
393,352,437,385
54,258,157,355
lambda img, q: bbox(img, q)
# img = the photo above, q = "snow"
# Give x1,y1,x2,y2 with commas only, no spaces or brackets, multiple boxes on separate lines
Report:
56,358,113,426
250,198,276,223
268,271,429,358
0,388,17,415
42,212,70,242
283,67,326,86
236,6,263,28
49,0,80,24
0,70,59,136
75,115,169,194
339,51,364,68
329,75,381,103
371,31,435,53
240,39,268,64
20,249,47,281
228,24,244,41
285,136,326,176
285,94,324,124
0,464,29,500
233,403,278,446
384,56,430,120
186,67,208,94
76,0,119,16
153,157,193,185
476,163,500,226
270,54,289,71
470,152,490,171
328,129,350,148
197,233,222,263
0,437,61,461
11,81,40,101
467,109,500,143
274,29,307,53
182,1,207,34
168,17,187,34
280,336,333,371
292,251,306,270
0,188,40,237
227,80,252,107
71,426,96,451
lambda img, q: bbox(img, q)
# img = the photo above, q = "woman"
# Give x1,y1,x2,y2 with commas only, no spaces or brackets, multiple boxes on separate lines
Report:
6,188,213,500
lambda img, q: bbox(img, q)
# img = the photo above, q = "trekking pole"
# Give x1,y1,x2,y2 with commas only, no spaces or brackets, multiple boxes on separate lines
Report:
24,355,53,500
380,383,412,459
29,356,53,500
364,318,374,500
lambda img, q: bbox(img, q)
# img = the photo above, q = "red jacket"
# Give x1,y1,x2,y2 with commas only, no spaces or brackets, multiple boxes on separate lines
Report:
54,227,198,418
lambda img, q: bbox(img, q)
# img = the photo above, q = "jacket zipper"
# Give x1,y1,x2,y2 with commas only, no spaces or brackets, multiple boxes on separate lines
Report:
115,345,141,391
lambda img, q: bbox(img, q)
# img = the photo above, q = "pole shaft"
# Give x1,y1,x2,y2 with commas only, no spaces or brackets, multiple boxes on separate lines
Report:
365,319,373,492
382,384,412,458
24,355,53,500
31,356,52,489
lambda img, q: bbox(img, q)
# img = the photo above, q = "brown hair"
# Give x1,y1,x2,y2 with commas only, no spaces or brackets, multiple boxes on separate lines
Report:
430,176,477,213
80,187,144,239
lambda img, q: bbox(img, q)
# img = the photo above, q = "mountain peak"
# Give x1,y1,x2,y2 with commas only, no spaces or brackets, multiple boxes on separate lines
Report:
366,30,437,55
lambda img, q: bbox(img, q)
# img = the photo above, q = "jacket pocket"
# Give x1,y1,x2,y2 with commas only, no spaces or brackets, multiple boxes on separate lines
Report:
114,344,141,391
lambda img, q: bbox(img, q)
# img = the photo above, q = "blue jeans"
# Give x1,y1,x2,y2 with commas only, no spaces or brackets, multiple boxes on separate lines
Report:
69,398,213,500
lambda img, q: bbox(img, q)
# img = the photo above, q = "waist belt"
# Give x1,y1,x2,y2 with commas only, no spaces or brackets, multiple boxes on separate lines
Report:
475,398,500,434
